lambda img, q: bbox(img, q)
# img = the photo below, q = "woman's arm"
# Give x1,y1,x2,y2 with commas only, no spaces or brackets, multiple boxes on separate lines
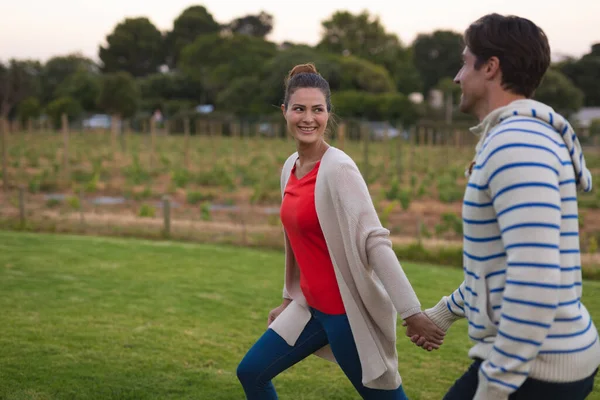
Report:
331,162,444,346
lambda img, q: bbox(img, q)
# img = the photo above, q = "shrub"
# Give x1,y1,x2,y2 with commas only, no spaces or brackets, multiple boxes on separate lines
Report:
139,204,156,218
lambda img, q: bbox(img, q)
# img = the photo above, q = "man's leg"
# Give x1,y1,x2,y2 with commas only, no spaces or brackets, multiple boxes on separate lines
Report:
314,309,409,400
442,359,482,400
511,368,598,400
236,316,328,400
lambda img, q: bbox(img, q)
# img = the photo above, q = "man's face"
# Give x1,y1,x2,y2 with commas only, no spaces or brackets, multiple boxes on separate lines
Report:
454,47,487,116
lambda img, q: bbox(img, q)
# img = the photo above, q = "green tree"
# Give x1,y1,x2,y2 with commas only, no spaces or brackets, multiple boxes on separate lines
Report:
227,11,273,38
99,17,164,77
138,71,203,103
0,59,42,118
179,33,277,104
216,76,269,115
165,5,221,69
558,44,600,107
337,56,395,94
259,46,397,111
332,91,418,122
45,96,83,128
41,53,96,105
97,72,140,118
260,46,342,109
534,68,584,116
138,72,202,117
16,97,41,125
412,30,464,95
55,69,101,113
318,10,421,94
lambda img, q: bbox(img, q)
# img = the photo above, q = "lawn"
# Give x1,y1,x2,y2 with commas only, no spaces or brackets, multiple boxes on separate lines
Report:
0,231,598,399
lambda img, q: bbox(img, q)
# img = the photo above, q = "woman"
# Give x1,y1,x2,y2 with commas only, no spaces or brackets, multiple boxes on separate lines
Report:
236,63,444,400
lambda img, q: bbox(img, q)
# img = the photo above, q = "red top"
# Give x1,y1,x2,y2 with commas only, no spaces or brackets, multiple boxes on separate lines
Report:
280,160,345,315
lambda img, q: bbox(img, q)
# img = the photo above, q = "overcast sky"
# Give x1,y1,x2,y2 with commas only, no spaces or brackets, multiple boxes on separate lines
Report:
2,0,598,62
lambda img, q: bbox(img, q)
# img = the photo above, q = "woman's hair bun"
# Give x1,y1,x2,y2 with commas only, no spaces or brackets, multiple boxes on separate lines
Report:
287,63,318,80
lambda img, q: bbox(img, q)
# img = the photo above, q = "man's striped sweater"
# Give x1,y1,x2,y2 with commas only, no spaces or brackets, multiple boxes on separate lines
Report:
425,99,600,400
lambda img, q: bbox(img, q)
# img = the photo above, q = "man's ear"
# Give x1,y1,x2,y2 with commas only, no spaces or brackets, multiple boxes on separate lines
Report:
484,56,501,80
281,104,285,115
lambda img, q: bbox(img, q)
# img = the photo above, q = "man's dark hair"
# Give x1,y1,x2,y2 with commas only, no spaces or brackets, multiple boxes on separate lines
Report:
465,13,551,98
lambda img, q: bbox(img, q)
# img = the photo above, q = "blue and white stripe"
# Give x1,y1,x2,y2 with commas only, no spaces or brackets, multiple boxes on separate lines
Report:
442,104,600,396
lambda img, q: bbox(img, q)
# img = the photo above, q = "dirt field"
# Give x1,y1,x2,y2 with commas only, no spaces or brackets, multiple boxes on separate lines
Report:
3,128,600,254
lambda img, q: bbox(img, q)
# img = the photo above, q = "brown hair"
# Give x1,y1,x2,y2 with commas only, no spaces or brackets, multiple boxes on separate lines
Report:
283,63,332,112
464,13,551,98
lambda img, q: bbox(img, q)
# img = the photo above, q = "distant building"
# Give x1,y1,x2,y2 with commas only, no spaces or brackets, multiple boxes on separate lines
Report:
572,107,600,129
83,114,111,129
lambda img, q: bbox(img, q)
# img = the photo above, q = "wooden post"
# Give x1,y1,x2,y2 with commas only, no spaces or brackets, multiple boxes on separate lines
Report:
121,119,129,152
212,121,219,164
62,113,70,183
410,126,416,181
396,123,403,183
1,117,8,191
150,117,156,169
111,115,119,154
384,126,391,173
162,195,171,238
184,118,190,169
19,185,25,226
231,121,239,169
337,123,346,151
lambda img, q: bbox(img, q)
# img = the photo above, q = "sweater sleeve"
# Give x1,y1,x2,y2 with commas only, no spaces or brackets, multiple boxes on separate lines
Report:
332,162,421,320
475,130,562,399
424,282,467,331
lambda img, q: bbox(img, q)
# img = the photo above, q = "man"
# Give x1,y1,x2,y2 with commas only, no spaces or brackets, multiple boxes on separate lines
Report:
410,13,600,400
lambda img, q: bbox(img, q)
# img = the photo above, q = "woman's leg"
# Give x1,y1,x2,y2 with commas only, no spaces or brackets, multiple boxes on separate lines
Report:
237,315,329,400
314,309,409,400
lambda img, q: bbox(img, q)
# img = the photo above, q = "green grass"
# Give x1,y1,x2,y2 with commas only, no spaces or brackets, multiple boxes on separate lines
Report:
0,231,598,399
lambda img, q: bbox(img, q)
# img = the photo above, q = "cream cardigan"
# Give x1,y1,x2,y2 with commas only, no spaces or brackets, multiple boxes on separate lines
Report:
268,146,422,390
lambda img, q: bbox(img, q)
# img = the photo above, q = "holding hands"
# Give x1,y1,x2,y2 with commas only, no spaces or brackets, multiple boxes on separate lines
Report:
402,312,445,351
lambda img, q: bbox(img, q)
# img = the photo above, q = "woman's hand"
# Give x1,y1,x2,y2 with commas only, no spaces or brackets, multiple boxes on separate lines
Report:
402,312,445,351
267,298,292,328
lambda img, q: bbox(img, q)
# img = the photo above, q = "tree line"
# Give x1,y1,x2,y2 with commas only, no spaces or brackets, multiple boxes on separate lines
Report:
1,5,599,129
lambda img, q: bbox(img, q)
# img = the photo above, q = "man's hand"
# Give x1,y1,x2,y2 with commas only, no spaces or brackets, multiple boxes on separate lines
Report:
402,312,445,351
267,298,292,328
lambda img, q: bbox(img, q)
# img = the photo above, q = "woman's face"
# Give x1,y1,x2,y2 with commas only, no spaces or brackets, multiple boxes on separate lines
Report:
282,88,329,146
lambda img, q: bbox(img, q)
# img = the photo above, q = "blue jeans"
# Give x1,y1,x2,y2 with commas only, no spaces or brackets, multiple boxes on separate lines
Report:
237,307,408,399
443,358,598,400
